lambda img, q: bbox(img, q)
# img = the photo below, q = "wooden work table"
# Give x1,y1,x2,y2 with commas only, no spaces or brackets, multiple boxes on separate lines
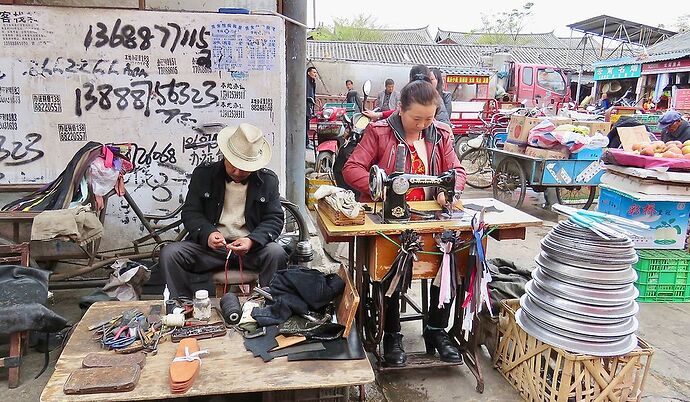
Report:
317,198,543,243
315,198,542,393
40,301,374,402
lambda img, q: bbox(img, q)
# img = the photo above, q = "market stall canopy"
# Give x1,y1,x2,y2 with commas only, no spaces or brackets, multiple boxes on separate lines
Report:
567,15,676,48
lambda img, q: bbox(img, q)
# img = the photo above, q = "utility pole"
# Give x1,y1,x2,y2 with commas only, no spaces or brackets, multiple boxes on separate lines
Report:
282,0,307,210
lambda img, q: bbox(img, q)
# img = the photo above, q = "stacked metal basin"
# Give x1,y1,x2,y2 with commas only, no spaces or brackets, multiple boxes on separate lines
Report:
516,220,640,356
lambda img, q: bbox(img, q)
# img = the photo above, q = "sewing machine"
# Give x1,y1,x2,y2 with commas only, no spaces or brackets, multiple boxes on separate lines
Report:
369,144,457,223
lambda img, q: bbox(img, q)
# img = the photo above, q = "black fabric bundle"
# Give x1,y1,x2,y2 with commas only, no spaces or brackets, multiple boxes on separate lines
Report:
381,229,422,297
251,266,345,327
0,265,68,335
220,292,241,325
486,258,533,311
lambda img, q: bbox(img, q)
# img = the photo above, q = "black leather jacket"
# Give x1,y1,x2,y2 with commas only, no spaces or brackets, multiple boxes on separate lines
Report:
181,160,284,250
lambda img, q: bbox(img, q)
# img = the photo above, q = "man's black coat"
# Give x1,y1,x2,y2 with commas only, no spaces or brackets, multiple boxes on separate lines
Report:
181,160,284,250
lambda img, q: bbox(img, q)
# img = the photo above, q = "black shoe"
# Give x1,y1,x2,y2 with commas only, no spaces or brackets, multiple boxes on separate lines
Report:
423,328,463,363
383,332,407,367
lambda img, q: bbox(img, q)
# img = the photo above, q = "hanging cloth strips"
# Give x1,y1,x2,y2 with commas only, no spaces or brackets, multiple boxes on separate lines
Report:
381,229,422,297
433,230,459,308
461,210,494,340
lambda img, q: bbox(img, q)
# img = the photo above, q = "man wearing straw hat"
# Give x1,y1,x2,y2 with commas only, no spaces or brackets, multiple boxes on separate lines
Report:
160,123,287,298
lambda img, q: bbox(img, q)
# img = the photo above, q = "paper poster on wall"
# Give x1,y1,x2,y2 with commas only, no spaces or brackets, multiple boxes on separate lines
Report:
0,5,286,233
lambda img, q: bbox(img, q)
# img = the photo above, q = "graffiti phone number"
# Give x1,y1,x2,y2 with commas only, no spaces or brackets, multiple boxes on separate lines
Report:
74,79,219,123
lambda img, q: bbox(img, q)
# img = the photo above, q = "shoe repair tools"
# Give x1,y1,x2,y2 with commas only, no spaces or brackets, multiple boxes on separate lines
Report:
170,323,226,342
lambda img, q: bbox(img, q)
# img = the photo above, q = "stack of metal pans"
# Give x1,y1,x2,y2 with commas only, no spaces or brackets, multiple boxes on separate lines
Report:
516,220,640,356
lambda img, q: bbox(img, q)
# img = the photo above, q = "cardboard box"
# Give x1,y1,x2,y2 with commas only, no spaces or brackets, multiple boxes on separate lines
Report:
525,146,569,160
508,115,572,143
573,120,612,136
618,126,652,152
597,185,690,249
503,141,526,154
570,148,603,160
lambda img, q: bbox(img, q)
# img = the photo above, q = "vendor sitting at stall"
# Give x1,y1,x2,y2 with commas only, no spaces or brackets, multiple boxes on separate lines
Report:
343,79,467,367
160,123,288,299
658,110,690,143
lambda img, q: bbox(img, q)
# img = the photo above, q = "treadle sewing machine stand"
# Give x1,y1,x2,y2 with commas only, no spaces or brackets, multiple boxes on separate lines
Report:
316,198,542,393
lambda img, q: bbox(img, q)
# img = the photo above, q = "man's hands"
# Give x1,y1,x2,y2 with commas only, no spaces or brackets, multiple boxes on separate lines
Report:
227,237,254,256
207,231,226,249
208,232,254,255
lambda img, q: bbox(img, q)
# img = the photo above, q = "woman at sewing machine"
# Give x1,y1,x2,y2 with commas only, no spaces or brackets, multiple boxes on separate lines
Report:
343,78,467,367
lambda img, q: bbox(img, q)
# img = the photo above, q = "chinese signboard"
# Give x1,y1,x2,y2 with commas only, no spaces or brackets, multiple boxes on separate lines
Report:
446,75,489,84
642,58,690,74
675,89,690,110
593,65,641,81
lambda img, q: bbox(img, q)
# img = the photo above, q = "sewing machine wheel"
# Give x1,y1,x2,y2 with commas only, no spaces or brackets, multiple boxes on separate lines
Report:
369,165,386,202
492,157,526,208
360,271,384,352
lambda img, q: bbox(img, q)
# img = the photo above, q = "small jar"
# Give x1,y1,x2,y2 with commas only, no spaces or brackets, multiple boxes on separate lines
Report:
193,289,211,321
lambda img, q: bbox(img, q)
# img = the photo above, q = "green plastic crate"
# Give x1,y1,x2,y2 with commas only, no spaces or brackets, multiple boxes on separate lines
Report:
634,250,690,302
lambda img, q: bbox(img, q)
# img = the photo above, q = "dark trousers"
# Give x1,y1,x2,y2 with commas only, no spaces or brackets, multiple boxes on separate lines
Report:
384,285,452,333
160,240,288,298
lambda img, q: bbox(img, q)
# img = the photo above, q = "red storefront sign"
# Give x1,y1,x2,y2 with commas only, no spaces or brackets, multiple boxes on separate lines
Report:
675,89,690,110
642,58,690,74
446,75,490,84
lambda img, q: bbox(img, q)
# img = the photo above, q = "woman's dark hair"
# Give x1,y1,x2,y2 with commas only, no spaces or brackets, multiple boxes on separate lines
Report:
400,80,439,111
430,68,444,93
409,64,431,83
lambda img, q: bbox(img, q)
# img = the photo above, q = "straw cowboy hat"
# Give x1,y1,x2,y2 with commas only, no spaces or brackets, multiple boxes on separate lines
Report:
217,123,272,172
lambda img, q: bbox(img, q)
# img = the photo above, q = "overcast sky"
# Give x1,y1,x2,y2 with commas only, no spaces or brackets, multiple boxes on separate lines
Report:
309,0,685,39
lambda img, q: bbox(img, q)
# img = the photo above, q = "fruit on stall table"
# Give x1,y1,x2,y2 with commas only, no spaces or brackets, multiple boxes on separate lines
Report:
667,140,683,148
662,150,682,158
651,141,666,153
685,153,690,159
666,145,683,155
632,143,646,151
683,145,690,155
640,146,655,156
684,139,690,147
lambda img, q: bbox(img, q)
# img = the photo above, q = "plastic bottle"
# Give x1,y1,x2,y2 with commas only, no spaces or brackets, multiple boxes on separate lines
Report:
193,289,211,321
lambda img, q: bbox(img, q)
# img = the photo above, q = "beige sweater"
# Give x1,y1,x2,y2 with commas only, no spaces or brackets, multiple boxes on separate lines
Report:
217,181,250,241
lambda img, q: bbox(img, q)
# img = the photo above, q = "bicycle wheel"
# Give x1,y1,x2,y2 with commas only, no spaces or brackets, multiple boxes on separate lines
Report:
454,136,470,159
492,157,527,208
460,147,493,189
277,198,309,263
556,186,597,210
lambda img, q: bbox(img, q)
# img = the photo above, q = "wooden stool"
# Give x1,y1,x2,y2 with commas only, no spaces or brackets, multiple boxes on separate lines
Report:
212,270,260,297
0,242,31,389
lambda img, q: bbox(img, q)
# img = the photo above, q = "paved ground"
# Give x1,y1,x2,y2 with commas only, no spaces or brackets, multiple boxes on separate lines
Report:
2,187,690,401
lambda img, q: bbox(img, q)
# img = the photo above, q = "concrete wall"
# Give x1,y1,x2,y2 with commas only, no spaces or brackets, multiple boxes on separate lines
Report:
17,0,276,11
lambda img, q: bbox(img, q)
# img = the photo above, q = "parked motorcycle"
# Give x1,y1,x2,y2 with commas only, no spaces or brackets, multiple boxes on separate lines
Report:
334,80,372,197
311,105,351,173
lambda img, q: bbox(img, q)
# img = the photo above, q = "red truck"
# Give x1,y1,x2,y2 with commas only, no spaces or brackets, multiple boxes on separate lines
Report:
506,62,571,108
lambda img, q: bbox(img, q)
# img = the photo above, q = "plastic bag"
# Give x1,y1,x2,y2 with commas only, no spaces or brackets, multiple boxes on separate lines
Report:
88,157,120,196
102,259,151,301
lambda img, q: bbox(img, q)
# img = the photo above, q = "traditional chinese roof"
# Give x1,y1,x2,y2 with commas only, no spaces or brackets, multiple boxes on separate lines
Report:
435,30,565,48
308,26,434,44
639,30,690,63
307,41,599,73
